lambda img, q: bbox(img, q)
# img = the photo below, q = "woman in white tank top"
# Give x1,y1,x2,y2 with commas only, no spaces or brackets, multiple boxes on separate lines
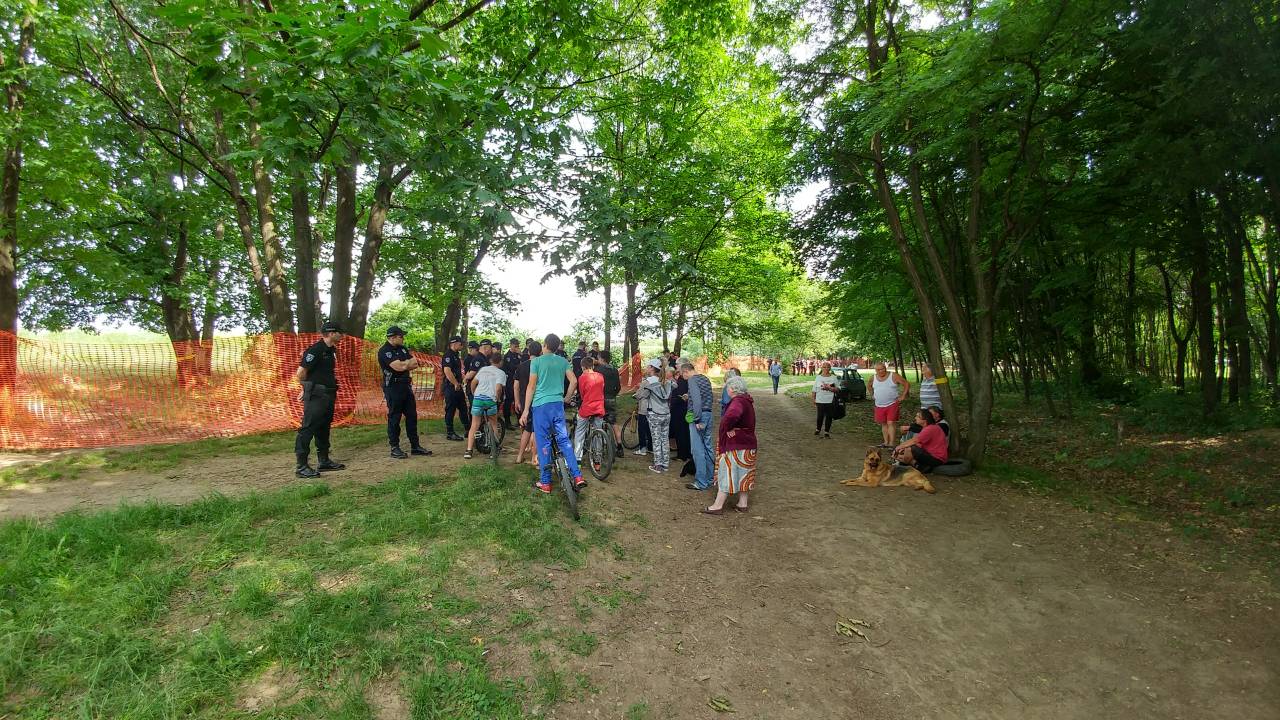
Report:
870,362,910,447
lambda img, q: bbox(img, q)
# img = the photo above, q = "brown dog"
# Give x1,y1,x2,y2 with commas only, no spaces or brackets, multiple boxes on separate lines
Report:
842,447,936,494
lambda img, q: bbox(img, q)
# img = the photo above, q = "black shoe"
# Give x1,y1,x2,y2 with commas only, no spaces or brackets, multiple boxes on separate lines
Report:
295,464,321,478
685,483,706,491
447,433,465,442
317,459,346,471
410,447,433,457
390,446,408,459
615,446,624,459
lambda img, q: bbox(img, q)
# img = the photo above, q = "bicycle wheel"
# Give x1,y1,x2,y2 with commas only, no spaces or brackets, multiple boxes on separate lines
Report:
557,456,578,521
585,428,613,481
486,423,500,463
620,412,640,450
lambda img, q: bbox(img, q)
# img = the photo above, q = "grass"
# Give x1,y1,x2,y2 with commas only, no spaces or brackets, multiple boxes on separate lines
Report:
0,423,443,486
0,463,610,718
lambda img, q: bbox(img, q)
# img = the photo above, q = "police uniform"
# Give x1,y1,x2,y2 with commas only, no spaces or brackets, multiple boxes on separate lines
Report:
441,336,469,439
502,347,522,427
465,346,487,397
378,327,430,457
295,322,346,477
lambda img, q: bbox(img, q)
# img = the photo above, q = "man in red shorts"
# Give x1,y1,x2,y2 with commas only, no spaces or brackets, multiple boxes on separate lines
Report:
870,361,910,447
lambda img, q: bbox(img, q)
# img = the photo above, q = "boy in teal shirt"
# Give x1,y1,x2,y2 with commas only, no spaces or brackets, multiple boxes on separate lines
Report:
519,334,585,493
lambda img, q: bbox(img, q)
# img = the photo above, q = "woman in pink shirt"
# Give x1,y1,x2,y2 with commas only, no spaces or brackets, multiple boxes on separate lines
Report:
892,407,948,473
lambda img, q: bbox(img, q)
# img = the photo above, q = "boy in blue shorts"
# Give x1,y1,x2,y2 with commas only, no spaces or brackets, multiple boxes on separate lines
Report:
465,351,507,459
518,334,585,493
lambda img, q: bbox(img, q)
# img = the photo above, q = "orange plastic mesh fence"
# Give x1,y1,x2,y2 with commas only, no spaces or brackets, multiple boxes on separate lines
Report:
0,332,443,450
0,333,667,451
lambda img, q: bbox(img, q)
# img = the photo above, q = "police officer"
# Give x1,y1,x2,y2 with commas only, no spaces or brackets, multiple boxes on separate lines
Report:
502,338,522,430
464,339,486,395
295,320,347,478
442,335,468,441
378,326,433,459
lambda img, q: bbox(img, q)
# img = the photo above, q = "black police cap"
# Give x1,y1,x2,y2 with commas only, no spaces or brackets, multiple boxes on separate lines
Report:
386,325,406,337
480,338,493,346
467,340,480,349
449,335,463,344
321,320,342,333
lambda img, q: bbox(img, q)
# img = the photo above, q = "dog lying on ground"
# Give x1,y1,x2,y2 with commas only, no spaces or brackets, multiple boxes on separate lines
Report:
841,446,936,494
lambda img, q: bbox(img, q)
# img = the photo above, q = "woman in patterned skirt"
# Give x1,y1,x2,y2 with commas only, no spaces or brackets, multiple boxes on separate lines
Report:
701,375,757,515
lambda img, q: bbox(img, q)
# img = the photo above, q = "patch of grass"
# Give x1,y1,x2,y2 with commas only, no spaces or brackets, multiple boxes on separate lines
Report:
0,464,606,718
626,701,652,720
558,630,598,656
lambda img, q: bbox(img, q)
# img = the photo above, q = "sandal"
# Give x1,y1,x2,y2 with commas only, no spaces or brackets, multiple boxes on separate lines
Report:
733,506,749,513
700,507,724,516
463,450,473,459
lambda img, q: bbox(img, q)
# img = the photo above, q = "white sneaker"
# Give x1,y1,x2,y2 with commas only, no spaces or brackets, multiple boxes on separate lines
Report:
633,449,648,456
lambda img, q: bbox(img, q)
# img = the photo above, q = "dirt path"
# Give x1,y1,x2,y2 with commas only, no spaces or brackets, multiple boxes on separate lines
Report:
2,386,1276,719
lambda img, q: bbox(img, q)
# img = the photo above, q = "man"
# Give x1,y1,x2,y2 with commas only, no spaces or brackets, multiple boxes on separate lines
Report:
441,335,469,441
572,340,588,377
520,334,585,494
871,361,911,448
573,355,605,458
503,338,523,430
682,361,715,491
294,320,347,478
464,350,506,459
589,341,601,360
521,337,534,363
768,357,783,395
480,338,494,359
513,340,540,465
596,349,624,457
464,340,485,401
378,326,432,459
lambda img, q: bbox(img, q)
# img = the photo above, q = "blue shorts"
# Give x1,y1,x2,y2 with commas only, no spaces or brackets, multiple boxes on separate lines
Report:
470,396,498,417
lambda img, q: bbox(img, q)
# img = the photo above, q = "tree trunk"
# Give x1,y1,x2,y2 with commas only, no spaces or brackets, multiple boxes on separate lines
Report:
213,110,278,329
673,291,688,356
1188,195,1218,414
249,120,294,332
1,12,34,396
1124,247,1138,371
160,223,205,387
345,161,395,339
624,272,640,361
290,170,320,333
660,306,669,354
330,148,358,325
1080,258,1103,385
603,280,612,353
1216,188,1253,401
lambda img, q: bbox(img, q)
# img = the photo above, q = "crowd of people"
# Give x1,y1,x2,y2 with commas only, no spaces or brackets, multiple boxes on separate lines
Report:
291,323,941,514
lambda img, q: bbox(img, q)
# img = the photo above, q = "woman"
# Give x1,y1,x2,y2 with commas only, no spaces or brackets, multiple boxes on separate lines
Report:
702,375,757,515
871,362,910,447
720,368,741,416
892,407,947,473
642,359,673,473
812,362,839,438
669,360,692,463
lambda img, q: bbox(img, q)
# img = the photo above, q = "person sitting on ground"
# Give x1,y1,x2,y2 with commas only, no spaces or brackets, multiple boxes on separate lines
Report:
928,405,950,438
702,375,757,515
892,407,948,473
573,356,606,458
464,351,506,459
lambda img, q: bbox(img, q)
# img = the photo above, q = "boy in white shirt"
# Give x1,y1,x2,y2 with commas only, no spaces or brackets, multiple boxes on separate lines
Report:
465,352,507,459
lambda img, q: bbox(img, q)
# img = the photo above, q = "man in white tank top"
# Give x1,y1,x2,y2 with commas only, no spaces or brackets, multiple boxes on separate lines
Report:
871,362,911,447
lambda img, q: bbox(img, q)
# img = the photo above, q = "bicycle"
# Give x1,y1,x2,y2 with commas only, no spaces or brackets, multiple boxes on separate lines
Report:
546,431,578,521
581,416,614,482
619,408,641,450
475,417,505,463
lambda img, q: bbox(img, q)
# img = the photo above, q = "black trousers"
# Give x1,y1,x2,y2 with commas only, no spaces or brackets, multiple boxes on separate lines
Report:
384,381,419,449
443,385,469,434
670,409,691,460
637,414,652,451
501,389,514,427
816,402,834,433
296,384,336,463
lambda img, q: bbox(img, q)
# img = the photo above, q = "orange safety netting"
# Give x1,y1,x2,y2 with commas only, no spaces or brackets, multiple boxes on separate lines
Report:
0,332,660,451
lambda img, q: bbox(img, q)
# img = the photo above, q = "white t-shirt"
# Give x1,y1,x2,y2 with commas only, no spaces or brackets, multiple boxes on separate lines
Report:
812,374,839,404
473,365,507,400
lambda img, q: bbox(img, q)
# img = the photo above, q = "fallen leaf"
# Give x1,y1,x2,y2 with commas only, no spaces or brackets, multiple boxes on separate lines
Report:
708,696,736,713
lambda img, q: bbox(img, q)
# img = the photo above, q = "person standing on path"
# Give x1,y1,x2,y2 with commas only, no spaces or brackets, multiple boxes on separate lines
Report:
294,320,347,478
683,361,716,491
720,368,741,416
769,358,783,394
441,335,469,441
670,363,692,463
643,359,673,473
702,375,757,515
502,339,523,430
631,358,657,458
520,334,586,494
872,361,911,447
464,351,507,459
917,363,941,410
513,340,540,466
812,362,839,438
378,325,432,459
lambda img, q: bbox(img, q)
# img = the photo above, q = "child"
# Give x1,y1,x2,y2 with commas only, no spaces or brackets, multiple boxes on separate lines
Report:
643,359,673,473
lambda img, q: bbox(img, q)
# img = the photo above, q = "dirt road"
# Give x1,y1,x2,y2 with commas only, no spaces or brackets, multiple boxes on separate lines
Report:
2,385,1276,719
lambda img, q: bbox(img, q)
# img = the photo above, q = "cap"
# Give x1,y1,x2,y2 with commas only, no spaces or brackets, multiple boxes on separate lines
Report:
647,358,664,370
510,338,520,345
480,338,492,346
321,320,342,333
386,325,406,338
449,335,463,344
467,340,480,349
